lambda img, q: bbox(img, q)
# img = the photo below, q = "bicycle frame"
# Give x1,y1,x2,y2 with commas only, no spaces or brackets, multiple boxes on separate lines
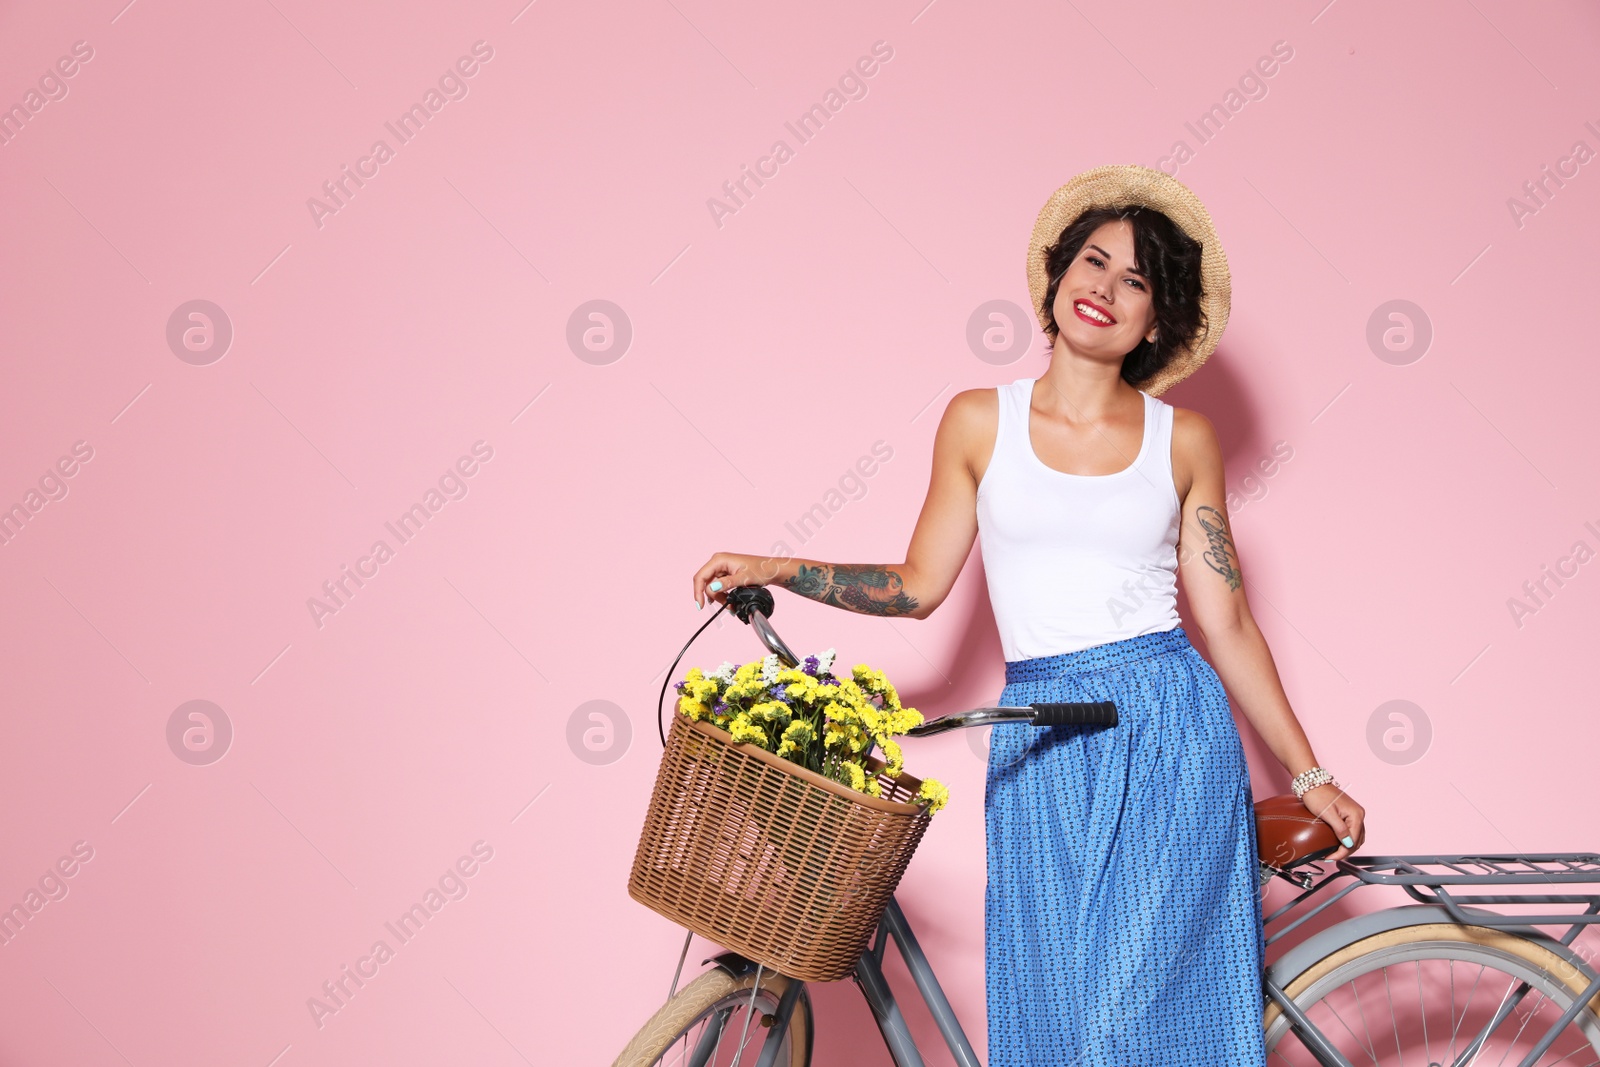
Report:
710,851,1600,1067
729,894,979,1067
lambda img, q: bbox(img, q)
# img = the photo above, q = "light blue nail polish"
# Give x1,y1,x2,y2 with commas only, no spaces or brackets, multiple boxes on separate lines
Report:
710,580,722,591
1341,836,1354,848
694,601,701,610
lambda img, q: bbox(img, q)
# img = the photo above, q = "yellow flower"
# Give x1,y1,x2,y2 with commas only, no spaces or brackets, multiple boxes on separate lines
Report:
749,700,790,724
840,760,867,792
917,778,950,813
782,720,815,744
880,738,904,776
677,696,711,721
729,715,769,749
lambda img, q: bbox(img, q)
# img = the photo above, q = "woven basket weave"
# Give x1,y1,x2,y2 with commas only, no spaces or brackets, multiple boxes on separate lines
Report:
628,713,933,982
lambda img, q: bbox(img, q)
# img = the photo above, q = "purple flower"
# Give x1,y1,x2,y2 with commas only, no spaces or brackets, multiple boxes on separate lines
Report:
803,654,819,676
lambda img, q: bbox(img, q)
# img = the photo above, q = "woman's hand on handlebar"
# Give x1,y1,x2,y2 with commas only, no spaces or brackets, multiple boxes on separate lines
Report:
694,553,773,609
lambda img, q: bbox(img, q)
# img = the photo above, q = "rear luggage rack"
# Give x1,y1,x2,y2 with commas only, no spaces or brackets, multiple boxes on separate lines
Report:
1263,853,1600,947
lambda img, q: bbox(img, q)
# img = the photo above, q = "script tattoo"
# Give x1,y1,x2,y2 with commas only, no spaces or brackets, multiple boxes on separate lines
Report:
1196,505,1242,591
784,563,919,617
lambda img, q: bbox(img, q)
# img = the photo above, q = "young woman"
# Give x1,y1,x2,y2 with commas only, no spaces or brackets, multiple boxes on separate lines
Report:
690,165,1367,1064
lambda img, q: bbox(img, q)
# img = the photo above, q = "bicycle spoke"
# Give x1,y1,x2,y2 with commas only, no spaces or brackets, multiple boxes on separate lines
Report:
1490,987,1552,1066
1381,964,1402,1066
696,1006,732,1067
1459,971,1521,1066
1315,989,1383,1065
1419,961,1432,1067
708,1003,733,1066
1541,1039,1600,1067
1451,959,1459,1063
729,964,764,1062
1350,974,1381,1064
1447,961,1492,1062
670,1022,696,1067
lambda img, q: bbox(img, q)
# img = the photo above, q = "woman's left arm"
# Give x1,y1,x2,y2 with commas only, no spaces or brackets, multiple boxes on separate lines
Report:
1171,409,1367,860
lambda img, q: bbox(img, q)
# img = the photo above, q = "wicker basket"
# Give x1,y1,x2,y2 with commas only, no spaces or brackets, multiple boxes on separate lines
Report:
628,713,933,982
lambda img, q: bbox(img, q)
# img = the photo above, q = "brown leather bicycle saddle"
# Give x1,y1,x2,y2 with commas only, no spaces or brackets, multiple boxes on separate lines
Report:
1255,793,1341,869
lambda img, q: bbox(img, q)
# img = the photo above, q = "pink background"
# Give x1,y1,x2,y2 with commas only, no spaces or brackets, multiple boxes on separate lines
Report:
3,0,1598,1063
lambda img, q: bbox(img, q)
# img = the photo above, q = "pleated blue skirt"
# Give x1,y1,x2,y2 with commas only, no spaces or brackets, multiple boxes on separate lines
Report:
985,625,1267,1065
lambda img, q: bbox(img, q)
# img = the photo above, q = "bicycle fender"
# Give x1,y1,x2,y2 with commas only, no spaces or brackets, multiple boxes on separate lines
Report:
1265,903,1597,991
704,950,765,981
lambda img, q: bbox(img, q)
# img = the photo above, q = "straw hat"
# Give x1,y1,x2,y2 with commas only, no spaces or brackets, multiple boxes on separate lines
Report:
1026,164,1231,396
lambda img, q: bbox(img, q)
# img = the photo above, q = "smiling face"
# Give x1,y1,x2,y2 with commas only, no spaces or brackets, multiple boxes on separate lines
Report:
1049,218,1159,366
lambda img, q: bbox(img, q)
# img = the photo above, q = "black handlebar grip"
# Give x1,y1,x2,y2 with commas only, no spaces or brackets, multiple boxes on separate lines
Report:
726,586,775,624
1029,701,1118,727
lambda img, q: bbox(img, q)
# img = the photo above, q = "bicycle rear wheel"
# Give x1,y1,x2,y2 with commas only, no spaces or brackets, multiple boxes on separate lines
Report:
1264,922,1600,1065
612,966,813,1067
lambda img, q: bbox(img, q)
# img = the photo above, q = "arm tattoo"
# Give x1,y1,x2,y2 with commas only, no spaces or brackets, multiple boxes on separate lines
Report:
1195,505,1242,591
784,563,920,617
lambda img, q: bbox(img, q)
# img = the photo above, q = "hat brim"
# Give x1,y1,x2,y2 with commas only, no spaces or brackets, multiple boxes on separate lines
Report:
1027,164,1231,396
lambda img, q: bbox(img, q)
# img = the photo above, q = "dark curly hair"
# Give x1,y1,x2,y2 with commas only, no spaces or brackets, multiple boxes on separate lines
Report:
1038,204,1209,389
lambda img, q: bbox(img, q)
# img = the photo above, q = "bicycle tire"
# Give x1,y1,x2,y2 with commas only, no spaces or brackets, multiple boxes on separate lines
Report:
1264,922,1600,1063
612,966,813,1067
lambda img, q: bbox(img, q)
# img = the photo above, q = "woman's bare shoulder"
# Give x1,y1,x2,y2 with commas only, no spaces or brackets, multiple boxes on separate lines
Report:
947,385,999,423
1169,404,1221,456
938,386,1000,485
1168,404,1224,499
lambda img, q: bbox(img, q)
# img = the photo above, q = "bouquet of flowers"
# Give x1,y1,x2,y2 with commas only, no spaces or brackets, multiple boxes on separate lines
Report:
673,648,950,813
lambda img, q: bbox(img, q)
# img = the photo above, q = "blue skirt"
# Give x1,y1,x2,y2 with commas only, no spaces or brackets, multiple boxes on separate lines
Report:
985,626,1267,1065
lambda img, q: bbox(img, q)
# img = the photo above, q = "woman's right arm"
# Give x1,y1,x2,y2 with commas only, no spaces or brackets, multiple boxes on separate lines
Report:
692,388,992,622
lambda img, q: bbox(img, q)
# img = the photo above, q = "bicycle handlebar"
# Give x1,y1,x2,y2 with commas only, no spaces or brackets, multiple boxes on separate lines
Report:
1030,701,1118,727
904,701,1117,736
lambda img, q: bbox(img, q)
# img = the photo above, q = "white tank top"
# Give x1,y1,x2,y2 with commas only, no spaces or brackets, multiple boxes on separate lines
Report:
975,376,1182,662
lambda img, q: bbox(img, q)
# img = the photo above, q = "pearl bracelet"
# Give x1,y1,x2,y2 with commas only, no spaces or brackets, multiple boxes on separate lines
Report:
1291,766,1335,798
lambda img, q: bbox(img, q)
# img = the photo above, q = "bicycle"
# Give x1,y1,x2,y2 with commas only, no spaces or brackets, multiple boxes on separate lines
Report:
615,593,1600,1066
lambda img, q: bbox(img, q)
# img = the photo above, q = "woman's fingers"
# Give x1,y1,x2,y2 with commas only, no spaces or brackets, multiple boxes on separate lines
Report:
693,554,750,608
1318,793,1367,862
693,556,726,608
1303,785,1355,860
1340,797,1367,852
1321,811,1352,861
692,553,778,608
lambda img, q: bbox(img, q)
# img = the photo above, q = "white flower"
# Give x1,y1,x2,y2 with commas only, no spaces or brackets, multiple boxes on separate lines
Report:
760,653,781,684
816,647,837,675
710,661,738,683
